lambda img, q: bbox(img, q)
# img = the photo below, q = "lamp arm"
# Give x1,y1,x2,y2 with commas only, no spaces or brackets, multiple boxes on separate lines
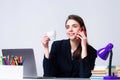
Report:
108,50,113,76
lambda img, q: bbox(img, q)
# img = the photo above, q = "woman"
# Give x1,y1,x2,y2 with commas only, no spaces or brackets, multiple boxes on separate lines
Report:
41,14,97,78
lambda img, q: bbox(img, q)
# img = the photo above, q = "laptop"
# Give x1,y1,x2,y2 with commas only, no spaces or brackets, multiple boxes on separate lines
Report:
2,48,42,79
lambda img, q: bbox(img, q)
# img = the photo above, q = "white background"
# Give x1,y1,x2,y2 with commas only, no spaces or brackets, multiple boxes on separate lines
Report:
0,0,120,76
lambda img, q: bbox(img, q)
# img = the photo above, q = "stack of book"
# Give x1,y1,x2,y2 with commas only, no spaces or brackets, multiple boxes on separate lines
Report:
90,65,120,79
91,66,107,77
90,65,117,79
90,66,107,79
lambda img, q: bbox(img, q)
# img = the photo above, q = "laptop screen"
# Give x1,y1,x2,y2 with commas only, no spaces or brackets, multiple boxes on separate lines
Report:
2,48,37,78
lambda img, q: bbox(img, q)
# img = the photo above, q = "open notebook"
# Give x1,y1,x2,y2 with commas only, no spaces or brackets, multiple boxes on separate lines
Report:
2,48,42,79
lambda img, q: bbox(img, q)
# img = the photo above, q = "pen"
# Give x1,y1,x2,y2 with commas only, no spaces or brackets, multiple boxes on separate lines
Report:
3,56,9,65
7,55,10,65
18,56,23,65
14,56,18,65
9,55,13,65
0,57,2,65
22,58,25,65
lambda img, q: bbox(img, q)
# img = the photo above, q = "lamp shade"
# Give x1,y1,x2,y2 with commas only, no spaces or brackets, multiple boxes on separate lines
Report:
97,43,113,60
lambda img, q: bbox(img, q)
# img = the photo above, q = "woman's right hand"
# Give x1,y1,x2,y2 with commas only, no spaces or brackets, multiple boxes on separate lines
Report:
41,35,50,48
41,35,50,58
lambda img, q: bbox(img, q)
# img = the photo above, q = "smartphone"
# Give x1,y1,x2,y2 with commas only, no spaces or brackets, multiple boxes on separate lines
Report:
76,28,87,42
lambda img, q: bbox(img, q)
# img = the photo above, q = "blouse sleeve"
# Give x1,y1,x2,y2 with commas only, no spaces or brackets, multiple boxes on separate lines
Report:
79,45,97,78
43,41,61,77
43,56,50,77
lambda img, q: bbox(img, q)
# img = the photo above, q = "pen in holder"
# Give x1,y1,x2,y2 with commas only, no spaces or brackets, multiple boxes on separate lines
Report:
0,55,24,79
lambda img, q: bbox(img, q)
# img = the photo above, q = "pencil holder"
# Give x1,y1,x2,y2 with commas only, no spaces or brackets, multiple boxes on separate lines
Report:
0,65,23,79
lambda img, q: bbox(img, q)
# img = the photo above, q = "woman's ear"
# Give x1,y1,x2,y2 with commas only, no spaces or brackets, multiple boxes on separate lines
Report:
81,26,87,36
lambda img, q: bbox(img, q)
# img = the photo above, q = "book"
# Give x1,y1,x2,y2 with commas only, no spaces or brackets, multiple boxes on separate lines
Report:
94,66,107,70
90,76,104,80
91,66,107,77
92,73,107,76
91,70,106,74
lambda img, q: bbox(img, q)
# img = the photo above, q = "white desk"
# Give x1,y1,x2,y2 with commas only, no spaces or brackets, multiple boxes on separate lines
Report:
2,78,90,80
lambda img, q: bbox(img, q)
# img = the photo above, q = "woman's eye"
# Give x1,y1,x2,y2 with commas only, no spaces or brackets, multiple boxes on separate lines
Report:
65,25,69,29
73,25,77,28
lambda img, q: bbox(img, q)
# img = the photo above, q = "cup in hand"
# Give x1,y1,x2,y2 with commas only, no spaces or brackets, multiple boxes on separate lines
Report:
46,31,56,41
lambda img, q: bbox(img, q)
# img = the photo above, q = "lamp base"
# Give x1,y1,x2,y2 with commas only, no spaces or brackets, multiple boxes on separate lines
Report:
104,76,120,79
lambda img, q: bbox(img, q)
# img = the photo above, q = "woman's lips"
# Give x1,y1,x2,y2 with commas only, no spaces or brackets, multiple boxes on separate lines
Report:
68,33,76,36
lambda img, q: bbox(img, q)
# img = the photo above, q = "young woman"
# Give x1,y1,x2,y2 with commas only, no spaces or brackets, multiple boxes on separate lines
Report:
41,14,97,78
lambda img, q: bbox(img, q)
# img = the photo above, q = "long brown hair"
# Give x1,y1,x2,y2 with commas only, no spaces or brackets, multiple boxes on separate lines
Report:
65,14,88,61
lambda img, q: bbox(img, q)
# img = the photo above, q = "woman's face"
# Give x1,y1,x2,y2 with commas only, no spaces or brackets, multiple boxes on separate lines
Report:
65,19,82,40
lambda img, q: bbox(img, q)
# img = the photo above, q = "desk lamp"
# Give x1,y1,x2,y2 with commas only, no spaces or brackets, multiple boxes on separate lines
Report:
97,43,120,79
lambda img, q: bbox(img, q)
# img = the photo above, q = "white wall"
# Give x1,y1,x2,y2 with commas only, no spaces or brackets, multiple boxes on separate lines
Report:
0,0,120,76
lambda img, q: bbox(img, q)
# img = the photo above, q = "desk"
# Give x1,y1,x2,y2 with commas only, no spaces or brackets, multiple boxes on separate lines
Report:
23,78,90,80
24,78,90,80
2,78,91,80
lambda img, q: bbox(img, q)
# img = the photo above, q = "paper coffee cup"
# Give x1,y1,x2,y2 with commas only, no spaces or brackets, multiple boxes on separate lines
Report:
46,31,56,41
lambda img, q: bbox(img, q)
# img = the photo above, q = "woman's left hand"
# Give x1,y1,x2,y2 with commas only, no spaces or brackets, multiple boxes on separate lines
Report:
76,30,87,47
77,30,87,59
